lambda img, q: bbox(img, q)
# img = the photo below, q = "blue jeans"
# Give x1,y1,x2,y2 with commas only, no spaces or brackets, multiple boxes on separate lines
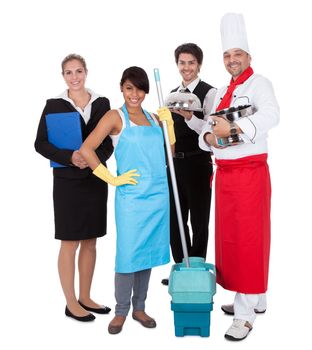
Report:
114,269,151,316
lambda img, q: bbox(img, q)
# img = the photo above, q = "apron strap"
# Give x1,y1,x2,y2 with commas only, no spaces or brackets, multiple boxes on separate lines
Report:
122,104,156,127
143,109,156,126
121,104,131,128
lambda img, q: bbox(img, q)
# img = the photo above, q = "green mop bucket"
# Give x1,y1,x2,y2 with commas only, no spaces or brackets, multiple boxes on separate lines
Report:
168,257,216,337
169,257,216,304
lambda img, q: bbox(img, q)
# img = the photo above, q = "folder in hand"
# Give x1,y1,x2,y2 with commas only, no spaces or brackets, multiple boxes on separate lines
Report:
46,112,83,168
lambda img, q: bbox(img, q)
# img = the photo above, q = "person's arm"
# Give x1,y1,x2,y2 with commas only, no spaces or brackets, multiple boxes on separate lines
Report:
184,88,218,135
80,110,116,169
157,107,176,145
211,78,279,142
93,97,114,163
153,113,175,154
235,77,280,142
80,110,139,186
34,100,75,166
71,150,88,169
203,88,218,118
199,119,222,151
211,116,242,138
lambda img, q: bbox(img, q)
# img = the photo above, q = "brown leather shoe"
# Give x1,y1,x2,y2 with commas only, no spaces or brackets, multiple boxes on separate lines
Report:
132,311,156,328
108,316,126,334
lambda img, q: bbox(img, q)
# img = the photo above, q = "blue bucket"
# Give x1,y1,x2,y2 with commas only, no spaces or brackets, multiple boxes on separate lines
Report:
168,257,216,304
171,302,213,337
168,257,216,337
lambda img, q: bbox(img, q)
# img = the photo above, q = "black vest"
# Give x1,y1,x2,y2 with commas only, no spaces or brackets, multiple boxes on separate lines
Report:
171,80,214,152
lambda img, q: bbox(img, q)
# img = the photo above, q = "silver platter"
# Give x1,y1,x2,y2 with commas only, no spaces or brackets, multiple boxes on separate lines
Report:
165,91,203,113
168,105,203,112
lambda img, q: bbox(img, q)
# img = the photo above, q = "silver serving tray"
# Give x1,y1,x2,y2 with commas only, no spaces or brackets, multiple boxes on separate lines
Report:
167,105,203,112
165,91,203,112
210,104,253,121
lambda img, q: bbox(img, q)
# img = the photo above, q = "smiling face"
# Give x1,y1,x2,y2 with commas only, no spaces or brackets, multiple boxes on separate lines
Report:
121,80,146,108
62,59,87,92
223,48,251,80
177,53,201,85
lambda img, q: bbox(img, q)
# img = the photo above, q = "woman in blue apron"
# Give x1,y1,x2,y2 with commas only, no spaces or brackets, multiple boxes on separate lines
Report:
80,67,175,334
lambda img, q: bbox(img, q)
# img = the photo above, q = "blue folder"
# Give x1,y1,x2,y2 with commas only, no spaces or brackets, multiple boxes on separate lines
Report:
46,112,83,168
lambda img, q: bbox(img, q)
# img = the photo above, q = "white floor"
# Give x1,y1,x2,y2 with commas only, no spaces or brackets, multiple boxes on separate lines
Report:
3,128,310,350
2,206,309,350
1,1,311,348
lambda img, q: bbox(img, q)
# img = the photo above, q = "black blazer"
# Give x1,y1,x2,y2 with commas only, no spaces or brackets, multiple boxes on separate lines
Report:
34,97,113,179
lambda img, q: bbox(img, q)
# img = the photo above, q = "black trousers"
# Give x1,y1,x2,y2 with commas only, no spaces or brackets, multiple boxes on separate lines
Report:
168,152,213,263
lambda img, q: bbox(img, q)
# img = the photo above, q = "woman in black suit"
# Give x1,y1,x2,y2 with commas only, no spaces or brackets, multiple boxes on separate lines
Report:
35,54,113,321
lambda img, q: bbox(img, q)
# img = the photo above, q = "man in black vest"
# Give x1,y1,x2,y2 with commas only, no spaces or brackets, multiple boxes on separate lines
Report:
162,43,216,285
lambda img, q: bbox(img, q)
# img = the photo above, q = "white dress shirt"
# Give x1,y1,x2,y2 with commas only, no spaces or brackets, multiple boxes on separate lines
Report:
199,74,279,159
175,77,217,135
57,88,101,124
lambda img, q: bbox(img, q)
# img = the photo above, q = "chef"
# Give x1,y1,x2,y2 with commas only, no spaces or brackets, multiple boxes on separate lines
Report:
199,13,279,341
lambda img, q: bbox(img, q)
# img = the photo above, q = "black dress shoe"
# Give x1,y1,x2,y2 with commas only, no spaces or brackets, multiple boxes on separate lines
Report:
78,300,111,314
161,278,169,286
65,306,95,322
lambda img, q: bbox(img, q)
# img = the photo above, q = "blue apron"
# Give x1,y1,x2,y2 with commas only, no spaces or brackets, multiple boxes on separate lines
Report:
114,104,170,273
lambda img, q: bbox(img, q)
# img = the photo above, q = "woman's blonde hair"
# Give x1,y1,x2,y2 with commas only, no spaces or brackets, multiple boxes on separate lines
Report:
61,54,87,74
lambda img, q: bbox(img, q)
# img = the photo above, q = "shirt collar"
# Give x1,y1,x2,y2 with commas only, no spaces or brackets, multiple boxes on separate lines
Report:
178,77,200,93
57,88,100,106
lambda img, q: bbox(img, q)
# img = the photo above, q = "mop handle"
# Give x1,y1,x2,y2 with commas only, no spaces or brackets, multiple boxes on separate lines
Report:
154,68,190,268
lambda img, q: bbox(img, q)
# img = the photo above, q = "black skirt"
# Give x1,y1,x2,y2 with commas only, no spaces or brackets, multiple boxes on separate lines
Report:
53,174,108,240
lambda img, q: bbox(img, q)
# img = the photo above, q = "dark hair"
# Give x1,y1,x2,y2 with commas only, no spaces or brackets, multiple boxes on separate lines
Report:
120,66,149,93
61,54,87,74
174,43,203,65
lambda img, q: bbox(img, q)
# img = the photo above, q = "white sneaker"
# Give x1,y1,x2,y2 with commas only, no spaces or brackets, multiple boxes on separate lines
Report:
224,319,253,341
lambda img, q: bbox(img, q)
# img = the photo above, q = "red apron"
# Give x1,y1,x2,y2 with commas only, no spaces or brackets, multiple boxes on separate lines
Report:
215,154,271,294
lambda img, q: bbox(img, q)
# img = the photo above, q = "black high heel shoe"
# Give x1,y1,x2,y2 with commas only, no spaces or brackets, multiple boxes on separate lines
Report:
65,306,95,322
78,300,111,314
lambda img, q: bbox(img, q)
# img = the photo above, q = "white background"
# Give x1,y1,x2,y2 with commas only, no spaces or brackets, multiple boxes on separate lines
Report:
0,0,310,349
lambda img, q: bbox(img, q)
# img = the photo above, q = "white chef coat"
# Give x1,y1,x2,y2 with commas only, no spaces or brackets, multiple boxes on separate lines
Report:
199,74,279,159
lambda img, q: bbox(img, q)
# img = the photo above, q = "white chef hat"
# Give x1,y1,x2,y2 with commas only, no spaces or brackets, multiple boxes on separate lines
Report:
220,13,250,54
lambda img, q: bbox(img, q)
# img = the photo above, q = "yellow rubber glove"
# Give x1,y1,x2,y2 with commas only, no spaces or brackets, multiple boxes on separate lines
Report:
93,163,139,186
157,107,176,145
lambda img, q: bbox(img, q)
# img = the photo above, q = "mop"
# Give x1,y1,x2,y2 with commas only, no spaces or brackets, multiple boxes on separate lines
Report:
154,68,216,337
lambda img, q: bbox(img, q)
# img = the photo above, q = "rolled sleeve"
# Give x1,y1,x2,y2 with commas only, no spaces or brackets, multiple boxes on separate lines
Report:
199,122,212,151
